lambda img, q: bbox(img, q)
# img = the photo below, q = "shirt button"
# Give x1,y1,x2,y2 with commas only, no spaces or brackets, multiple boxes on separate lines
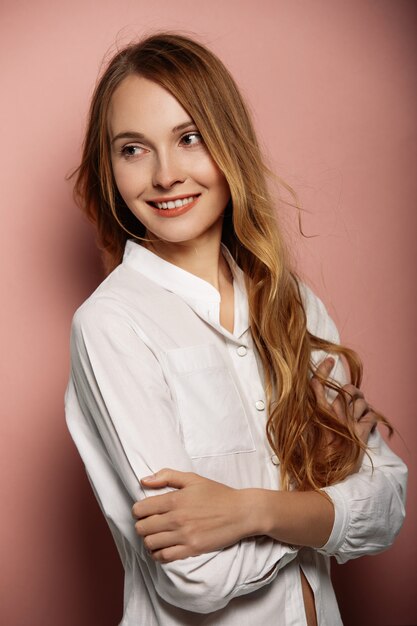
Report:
271,454,280,466
255,400,265,411
237,346,247,357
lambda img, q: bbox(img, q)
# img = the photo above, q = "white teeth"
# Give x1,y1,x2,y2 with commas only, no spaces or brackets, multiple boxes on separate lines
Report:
154,196,196,210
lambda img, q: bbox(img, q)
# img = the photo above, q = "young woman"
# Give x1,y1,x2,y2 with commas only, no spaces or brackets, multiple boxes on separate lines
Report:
65,33,407,625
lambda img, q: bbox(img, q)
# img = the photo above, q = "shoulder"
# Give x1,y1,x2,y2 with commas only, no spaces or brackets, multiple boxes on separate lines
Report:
70,264,150,352
71,267,126,333
297,282,340,344
71,261,160,334
70,291,153,370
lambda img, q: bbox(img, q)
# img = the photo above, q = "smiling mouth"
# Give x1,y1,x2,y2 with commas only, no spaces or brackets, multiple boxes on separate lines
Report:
148,195,200,210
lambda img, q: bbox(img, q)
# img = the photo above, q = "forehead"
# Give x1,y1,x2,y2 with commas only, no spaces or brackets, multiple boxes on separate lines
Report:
108,75,192,136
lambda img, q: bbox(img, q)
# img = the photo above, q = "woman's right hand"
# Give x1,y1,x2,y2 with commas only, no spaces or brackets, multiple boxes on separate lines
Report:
310,357,378,472
133,470,251,563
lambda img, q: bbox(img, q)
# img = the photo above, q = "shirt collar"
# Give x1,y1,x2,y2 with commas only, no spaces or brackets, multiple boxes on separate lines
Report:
122,239,249,339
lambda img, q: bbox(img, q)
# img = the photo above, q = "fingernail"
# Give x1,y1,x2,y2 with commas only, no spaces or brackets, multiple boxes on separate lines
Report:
327,357,335,367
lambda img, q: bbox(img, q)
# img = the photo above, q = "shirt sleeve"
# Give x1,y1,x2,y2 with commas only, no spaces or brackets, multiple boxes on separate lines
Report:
65,300,296,614
301,284,408,564
318,430,407,563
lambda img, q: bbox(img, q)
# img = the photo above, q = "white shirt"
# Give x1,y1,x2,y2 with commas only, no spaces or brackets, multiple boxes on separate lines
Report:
65,240,407,626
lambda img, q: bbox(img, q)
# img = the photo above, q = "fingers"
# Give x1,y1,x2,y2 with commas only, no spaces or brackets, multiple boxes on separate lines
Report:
135,519,194,563
313,356,335,381
341,384,364,401
140,468,194,490
351,398,368,422
136,522,188,562
352,410,377,471
141,530,179,553
151,545,189,563
311,362,378,450
132,470,198,520
134,512,174,536
355,408,378,434
337,385,369,423
310,357,335,408
334,384,377,447
132,491,176,520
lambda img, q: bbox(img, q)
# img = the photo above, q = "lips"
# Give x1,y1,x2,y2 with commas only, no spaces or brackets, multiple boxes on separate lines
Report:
147,194,200,210
148,194,200,218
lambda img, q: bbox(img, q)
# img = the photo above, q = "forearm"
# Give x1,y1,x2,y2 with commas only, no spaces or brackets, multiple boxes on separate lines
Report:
243,488,334,548
243,431,407,557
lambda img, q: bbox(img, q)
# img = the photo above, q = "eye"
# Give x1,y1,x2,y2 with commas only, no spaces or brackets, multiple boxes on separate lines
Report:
180,132,203,147
120,145,146,159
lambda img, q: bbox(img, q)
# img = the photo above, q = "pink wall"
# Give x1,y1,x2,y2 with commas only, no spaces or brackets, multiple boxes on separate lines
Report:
1,1,415,624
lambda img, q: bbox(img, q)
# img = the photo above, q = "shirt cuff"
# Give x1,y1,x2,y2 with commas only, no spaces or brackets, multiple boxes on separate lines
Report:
317,484,351,556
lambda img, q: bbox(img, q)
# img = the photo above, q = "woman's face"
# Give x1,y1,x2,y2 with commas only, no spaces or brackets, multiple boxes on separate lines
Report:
108,75,230,247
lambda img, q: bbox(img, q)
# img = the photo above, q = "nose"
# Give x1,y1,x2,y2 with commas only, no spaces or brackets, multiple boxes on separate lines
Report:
152,153,185,189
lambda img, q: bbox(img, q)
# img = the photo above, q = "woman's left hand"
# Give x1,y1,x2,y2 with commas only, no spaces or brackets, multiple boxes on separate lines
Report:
132,470,249,562
311,357,378,472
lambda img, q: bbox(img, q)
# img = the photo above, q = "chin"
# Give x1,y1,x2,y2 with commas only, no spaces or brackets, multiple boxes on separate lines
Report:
147,219,223,245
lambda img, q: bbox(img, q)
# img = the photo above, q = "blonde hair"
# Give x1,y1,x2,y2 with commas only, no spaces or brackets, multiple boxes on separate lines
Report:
73,33,391,490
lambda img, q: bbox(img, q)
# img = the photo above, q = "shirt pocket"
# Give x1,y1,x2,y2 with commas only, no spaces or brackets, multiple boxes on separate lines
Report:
165,343,256,458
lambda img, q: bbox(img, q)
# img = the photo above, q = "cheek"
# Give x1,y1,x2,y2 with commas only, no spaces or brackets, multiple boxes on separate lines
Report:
212,170,230,201
111,161,127,192
194,157,229,193
112,163,144,199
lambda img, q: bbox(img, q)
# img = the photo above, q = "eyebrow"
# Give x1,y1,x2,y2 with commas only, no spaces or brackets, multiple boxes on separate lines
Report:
110,120,195,145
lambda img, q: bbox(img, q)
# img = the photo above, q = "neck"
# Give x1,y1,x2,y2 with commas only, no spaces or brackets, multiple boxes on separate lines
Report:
144,227,232,291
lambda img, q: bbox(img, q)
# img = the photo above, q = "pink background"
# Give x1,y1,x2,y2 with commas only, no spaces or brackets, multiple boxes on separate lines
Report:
1,1,415,624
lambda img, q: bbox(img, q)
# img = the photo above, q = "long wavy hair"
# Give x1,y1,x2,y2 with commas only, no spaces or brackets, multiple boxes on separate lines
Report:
73,32,391,490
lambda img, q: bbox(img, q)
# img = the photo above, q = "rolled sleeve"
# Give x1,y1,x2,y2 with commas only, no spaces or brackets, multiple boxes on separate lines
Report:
148,540,296,613
318,430,407,563
302,284,408,563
